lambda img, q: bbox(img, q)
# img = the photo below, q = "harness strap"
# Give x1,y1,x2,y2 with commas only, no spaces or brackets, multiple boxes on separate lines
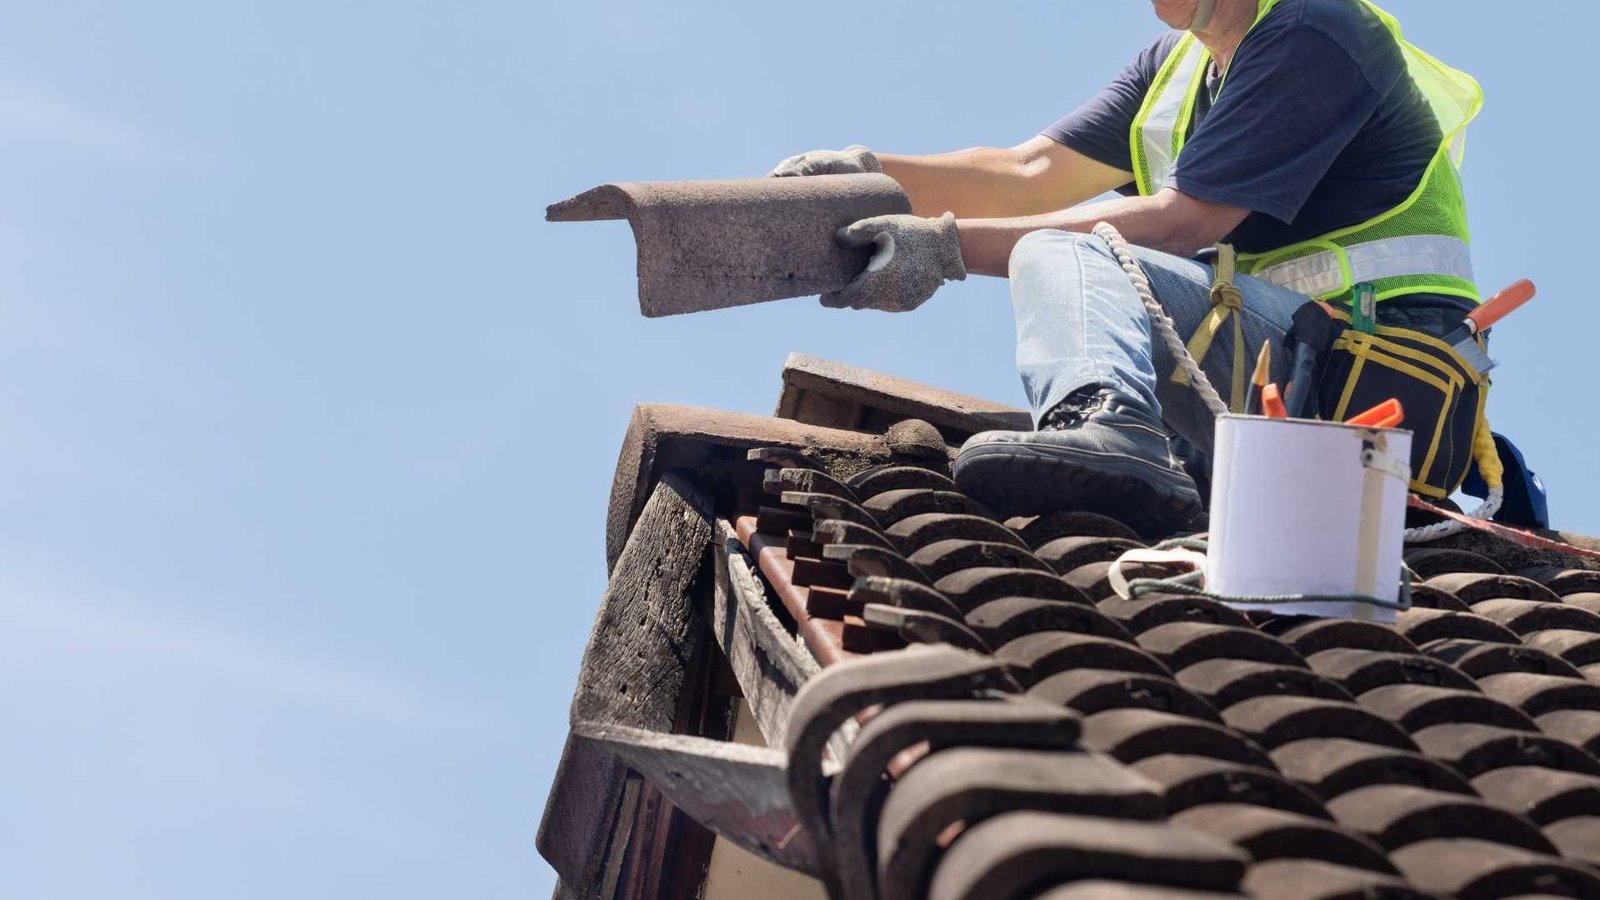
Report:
1174,243,1248,412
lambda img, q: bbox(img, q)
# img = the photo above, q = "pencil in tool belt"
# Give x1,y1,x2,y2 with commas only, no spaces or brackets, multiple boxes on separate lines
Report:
1245,341,1272,416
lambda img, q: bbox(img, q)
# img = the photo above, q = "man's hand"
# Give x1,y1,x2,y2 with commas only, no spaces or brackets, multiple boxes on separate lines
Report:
823,212,967,312
768,145,881,178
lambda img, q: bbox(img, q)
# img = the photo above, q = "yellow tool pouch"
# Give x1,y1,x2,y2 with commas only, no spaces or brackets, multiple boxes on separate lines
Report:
1312,309,1488,499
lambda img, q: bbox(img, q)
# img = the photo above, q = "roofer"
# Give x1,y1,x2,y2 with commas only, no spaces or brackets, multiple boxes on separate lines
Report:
771,0,1487,537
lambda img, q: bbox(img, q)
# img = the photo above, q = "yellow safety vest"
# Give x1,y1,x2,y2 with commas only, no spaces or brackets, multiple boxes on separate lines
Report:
1129,0,1483,306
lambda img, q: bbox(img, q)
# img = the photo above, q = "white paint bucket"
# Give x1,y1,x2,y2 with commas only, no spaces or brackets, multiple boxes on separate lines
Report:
1206,414,1413,623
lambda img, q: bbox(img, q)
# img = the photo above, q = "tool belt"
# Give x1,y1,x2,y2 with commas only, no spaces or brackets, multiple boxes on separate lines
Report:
1182,245,1492,500
1290,305,1489,500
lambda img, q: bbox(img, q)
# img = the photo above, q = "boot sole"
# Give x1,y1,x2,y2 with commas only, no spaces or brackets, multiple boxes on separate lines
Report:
954,441,1203,539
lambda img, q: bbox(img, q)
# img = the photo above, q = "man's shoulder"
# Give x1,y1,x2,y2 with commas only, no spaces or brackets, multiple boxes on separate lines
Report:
1293,0,1392,42
1251,0,1374,40
1255,0,1404,88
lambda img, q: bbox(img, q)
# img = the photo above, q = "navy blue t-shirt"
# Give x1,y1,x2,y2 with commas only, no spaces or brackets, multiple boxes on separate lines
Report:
1046,0,1444,258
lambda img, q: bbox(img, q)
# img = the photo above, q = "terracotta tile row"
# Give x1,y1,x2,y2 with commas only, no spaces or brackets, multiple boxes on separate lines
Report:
741,446,1600,898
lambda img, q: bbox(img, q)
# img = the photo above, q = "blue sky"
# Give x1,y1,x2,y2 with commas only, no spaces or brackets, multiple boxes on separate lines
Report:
0,2,1592,897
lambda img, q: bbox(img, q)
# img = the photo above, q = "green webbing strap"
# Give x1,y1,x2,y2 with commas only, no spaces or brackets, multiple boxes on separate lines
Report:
1174,244,1248,413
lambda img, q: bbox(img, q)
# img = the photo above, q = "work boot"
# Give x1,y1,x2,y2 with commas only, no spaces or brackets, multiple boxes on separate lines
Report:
953,387,1203,539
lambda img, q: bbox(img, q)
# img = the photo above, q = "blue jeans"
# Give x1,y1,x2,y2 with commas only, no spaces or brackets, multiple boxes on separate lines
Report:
1008,229,1308,453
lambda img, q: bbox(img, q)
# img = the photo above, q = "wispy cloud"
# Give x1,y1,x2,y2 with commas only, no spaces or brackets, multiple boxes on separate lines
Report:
0,580,504,734
0,81,191,165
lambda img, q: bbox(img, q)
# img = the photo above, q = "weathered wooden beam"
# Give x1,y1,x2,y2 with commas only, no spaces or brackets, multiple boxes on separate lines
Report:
713,520,820,747
574,721,820,877
539,471,715,899
612,621,732,900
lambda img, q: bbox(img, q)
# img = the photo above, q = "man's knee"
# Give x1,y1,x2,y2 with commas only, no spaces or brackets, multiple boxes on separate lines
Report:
1008,229,1108,280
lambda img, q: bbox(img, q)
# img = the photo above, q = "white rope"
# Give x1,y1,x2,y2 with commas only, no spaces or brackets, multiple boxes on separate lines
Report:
1405,485,1503,543
1092,224,1229,419
1090,222,1497,544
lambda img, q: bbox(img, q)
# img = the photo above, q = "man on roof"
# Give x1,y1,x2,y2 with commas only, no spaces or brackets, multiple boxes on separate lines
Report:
772,0,1486,538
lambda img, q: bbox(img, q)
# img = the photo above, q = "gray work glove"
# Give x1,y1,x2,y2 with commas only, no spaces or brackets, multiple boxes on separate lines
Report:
823,212,967,313
768,144,881,177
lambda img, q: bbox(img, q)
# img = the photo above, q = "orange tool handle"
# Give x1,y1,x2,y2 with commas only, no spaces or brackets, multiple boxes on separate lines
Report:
1466,279,1536,333
1261,383,1288,419
1346,398,1405,429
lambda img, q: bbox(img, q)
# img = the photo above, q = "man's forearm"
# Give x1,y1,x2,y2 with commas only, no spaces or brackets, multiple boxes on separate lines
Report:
878,138,1130,220
956,190,1248,277
879,148,1054,219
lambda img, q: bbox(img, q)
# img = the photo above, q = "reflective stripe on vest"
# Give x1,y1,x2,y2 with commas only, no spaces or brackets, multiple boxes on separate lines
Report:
1132,36,1203,196
1251,235,1475,299
1127,0,1482,303
1129,34,1207,197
